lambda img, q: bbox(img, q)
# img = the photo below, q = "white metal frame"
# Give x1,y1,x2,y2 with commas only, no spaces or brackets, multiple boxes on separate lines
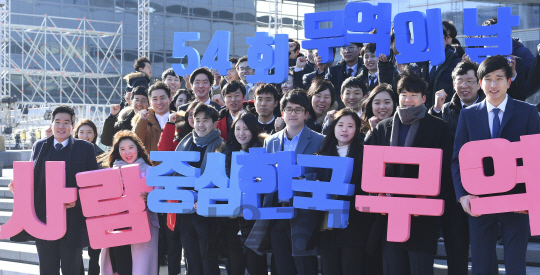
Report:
138,0,150,58
268,0,283,35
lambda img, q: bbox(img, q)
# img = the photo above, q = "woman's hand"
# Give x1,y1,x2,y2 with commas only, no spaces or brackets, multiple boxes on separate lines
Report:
8,180,13,194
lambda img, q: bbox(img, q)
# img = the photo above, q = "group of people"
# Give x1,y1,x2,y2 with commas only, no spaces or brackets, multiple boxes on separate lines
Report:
7,18,540,275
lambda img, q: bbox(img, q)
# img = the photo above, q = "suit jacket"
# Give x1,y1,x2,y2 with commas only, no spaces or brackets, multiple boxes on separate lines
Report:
452,96,540,201
368,112,453,254
32,136,98,247
245,126,324,256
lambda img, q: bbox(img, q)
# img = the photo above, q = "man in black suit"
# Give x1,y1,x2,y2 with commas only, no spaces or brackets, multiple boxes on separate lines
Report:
17,105,99,274
326,42,364,108
178,67,222,111
368,72,453,275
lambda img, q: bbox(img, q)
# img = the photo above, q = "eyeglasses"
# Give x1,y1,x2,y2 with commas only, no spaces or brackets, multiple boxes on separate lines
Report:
284,107,305,114
341,46,357,53
455,80,477,86
238,66,252,72
133,99,148,104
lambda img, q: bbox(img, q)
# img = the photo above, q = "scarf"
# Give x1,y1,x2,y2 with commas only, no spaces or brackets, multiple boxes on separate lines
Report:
175,128,223,174
390,104,426,147
113,157,150,173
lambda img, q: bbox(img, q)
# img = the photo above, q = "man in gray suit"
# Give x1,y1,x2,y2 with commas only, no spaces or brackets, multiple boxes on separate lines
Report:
246,90,324,275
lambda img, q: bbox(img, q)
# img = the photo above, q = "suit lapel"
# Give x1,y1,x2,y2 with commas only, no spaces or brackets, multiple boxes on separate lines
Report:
475,100,492,139
500,96,515,135
66,136,75,172
412,116,429,147
34,136,54,169
295,126,311,155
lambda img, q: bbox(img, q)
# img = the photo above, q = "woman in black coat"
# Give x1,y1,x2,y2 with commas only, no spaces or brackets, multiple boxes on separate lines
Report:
217,113,268,275
316,108,376,275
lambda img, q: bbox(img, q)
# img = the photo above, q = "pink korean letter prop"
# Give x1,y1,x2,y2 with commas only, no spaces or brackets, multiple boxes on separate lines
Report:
356,145,445,242
76,163,154,249
460,134,540,235
0,161,77,240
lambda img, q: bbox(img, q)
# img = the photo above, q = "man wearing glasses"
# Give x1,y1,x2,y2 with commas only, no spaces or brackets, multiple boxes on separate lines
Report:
428,59,484,275
236,56,257,100
246,90,324,275
326,42,363,108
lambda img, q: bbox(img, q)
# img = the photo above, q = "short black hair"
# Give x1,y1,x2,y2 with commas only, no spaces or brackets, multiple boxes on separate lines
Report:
350,42,363,48
189,67,214,86
280,89,310,112
222,80,246,98
229,57,238,67
397,70,428,96
161,68,180,82
131,86,149,100
482,18,497,26
134,57,151,72
477,55,512,81
360,43,376,57
236,56,248,68
341,77,368,95
193,102,219,122
52,105,76,125
308,79,336,105
452,60,479,81
148,82,171,99
443,21,457,39
254,83,279,102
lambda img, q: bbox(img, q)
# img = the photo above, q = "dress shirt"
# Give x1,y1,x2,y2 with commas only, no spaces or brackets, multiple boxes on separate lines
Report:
486,94,508,135
283,127,304,152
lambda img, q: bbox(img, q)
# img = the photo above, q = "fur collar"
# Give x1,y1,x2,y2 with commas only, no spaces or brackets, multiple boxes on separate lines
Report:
123,72,149,81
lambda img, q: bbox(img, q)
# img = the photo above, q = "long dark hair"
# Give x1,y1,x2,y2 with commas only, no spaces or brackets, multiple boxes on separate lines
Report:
226,113,261,152
99,130,153,168
360,84,397,134
175,101,198,141
317,108,362,157
74,119,98,144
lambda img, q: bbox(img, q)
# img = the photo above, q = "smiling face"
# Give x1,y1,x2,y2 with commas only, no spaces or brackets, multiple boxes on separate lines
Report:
255,92,277,118
237,61,254,83
132,95,149,112
479,68,511,107
281,75,294,94
334,115,356,147
194,112,217,138
164,75,180,93
341,87,364,112
224,89,244,114
192,73,211,101
225,67,239,83
283,102,308,130
372,91,394,121
52,112,73,143
453,70,480,106
234,119,253,149
341,43,360,64
119,139,138,164
175,93,188,108
311,89,332,116
139,62,152,77
363,49,379,73
399,90,426,108
150,89,170,116
77,125,95,144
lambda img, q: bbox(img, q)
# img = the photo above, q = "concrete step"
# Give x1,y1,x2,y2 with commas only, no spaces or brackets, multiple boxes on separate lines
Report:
434,259,540,275
436,241,540,265
0,210,11,225
0,199,13,211
0,169,13,187
0,187,13,199
0,259,40,275
0,241,90,268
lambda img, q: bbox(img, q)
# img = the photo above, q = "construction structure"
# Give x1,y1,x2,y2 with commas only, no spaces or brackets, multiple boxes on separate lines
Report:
0,0,123,148
138,0,150,58
268,0,283,36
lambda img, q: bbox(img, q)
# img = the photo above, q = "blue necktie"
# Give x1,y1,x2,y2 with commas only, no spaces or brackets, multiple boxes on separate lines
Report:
55,143,63,151
492,108,500,139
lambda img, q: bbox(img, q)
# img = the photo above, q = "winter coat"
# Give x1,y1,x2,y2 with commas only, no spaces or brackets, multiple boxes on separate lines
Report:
101,107,136,146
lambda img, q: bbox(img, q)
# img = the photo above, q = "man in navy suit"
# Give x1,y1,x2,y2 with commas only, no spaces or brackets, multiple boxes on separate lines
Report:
452,55,540,275
10,106,99,274
246,90,324,275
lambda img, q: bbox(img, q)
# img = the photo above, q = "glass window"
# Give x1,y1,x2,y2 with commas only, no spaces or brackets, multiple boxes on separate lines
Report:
190,0,211,6
165,4,188,16
62,6,88,20
190,19,211,30
235,0,255,11
165,15,189,29
190,6,211,18
89,8,115,22
89,0,113,8
236,12,256,22
214,10,234,20
213,20,234,32
35,3,62,16
64,0,88,4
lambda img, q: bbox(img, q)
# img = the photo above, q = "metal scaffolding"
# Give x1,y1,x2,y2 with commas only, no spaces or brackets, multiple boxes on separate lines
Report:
0,6,124,146
268,0,283,35
138,0,150,58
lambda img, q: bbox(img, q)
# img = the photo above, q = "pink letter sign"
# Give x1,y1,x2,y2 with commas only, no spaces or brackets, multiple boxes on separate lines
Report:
0,161,77,240
460,134,540,235
76,163,154,249
356,145,445,242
